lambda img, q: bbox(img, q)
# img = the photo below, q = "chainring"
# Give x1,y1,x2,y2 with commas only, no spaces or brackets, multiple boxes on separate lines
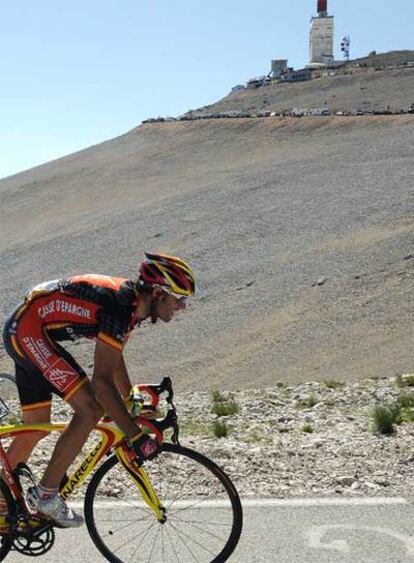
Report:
12,515,55,556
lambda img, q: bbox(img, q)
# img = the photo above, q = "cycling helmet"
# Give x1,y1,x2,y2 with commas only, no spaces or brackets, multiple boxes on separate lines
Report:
139,252,195,297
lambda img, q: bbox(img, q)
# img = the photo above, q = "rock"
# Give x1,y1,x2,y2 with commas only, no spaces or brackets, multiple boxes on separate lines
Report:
364,481,380,489
374,478,390,487
311,439,325,448
312,277,327,287
335,476,356,487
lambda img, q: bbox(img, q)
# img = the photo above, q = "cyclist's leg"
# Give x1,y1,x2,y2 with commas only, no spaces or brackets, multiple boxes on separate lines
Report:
5,400,51,470
40,381,103,490
15,335,103,491
6,313,102,488
11,325,102,525
0,365,51,521
2,320,54,469
25,380,102,527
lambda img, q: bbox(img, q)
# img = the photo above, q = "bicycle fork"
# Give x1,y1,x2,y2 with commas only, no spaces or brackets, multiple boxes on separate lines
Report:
115,446,166,523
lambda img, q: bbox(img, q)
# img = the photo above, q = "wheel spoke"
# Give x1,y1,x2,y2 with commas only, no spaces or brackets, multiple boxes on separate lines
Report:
165,522,182,562
146,521,161,563
170,511,230,543
114,518,157,555
166,519,202,563
168,518,215,558
101,515,151,539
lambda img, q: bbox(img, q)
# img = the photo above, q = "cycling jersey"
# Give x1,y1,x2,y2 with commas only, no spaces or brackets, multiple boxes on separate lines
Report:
22,275,139,350
3,275,140,410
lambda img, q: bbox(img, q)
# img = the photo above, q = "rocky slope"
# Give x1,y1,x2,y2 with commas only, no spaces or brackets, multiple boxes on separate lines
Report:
1,115,413,390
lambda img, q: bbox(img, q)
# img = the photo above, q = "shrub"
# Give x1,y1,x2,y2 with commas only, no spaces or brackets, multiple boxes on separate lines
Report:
302,423,314,433
371,406,395,435
390,394,414,425
394,407,414,425
210,389,225,403
212,400,239,417
299,394,318,409
210,389,239,417
395,374,414,388
212,420,229,438
372,393,414,434
395,393,414,409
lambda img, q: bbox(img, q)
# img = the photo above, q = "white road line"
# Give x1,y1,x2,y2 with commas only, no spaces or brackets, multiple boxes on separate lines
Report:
69,496,409,509
239,497,409,507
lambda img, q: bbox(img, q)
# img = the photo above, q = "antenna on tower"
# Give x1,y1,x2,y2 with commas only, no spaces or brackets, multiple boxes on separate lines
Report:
341,36,350,61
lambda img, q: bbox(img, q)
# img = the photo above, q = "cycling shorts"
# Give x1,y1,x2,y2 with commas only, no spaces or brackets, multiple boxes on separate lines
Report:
3,306,88,413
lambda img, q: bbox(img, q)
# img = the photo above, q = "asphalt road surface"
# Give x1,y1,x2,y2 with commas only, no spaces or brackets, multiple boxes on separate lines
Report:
5,497,414,562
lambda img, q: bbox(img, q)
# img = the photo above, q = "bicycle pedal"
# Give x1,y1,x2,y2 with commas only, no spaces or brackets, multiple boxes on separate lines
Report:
16,514,47,532
15,462,36,480
14,463,38,493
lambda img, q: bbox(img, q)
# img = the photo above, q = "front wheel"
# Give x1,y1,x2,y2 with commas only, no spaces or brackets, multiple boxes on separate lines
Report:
84,443,243,562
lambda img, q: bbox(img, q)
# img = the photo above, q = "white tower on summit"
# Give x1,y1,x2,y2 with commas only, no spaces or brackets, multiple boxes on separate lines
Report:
309,0,334,66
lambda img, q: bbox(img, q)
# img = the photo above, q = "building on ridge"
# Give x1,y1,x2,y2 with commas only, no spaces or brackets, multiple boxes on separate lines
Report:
269,60,288,79
309,0,334,66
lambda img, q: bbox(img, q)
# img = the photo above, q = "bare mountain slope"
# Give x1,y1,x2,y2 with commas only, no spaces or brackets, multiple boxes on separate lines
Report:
0,116,413,391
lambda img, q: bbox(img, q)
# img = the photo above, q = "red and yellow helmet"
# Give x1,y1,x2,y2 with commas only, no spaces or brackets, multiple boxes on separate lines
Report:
139,252,196,297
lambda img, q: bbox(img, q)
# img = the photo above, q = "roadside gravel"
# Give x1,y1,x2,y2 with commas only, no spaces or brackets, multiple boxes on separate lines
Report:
5,375,414,499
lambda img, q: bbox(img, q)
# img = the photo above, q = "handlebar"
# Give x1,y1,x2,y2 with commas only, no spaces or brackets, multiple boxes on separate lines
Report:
130,377,180,445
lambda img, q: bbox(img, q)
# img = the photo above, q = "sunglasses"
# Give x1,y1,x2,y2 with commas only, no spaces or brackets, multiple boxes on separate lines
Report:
155,285,188,304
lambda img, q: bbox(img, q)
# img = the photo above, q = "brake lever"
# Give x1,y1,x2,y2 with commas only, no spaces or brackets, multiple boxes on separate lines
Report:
147,409,180,445
162,377,179,444
169,409,179,445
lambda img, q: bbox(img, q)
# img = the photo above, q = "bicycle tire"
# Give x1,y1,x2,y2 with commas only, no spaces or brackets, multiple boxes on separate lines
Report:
84,443,243,563
0,477,16,561
0,374,21,425
0,374,16,385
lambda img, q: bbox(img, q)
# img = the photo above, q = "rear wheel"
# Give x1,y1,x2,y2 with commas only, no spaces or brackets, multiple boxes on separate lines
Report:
0,374,21,424
84,443,243,562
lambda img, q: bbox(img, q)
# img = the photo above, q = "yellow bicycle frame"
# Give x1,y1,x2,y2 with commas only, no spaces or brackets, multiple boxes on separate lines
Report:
0,419,165,522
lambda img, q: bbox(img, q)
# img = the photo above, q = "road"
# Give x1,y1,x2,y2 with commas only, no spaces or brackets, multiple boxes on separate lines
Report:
5,497,414,562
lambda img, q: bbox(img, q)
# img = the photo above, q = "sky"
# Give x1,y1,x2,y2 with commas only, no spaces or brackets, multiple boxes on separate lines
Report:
1,0,413,180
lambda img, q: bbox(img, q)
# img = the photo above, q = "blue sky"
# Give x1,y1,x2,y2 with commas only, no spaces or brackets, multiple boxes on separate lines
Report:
1,0,413,179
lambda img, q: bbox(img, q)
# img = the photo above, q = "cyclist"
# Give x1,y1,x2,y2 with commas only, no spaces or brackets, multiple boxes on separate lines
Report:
2,252,195,527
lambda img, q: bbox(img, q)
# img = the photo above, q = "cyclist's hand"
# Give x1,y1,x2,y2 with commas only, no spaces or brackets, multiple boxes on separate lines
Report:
130,432,160,464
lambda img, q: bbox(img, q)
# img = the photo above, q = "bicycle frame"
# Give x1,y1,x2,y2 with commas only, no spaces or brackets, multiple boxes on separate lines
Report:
0,418,165,522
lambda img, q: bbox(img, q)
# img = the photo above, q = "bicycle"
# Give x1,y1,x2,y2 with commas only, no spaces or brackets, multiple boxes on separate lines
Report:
0,373,243,562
